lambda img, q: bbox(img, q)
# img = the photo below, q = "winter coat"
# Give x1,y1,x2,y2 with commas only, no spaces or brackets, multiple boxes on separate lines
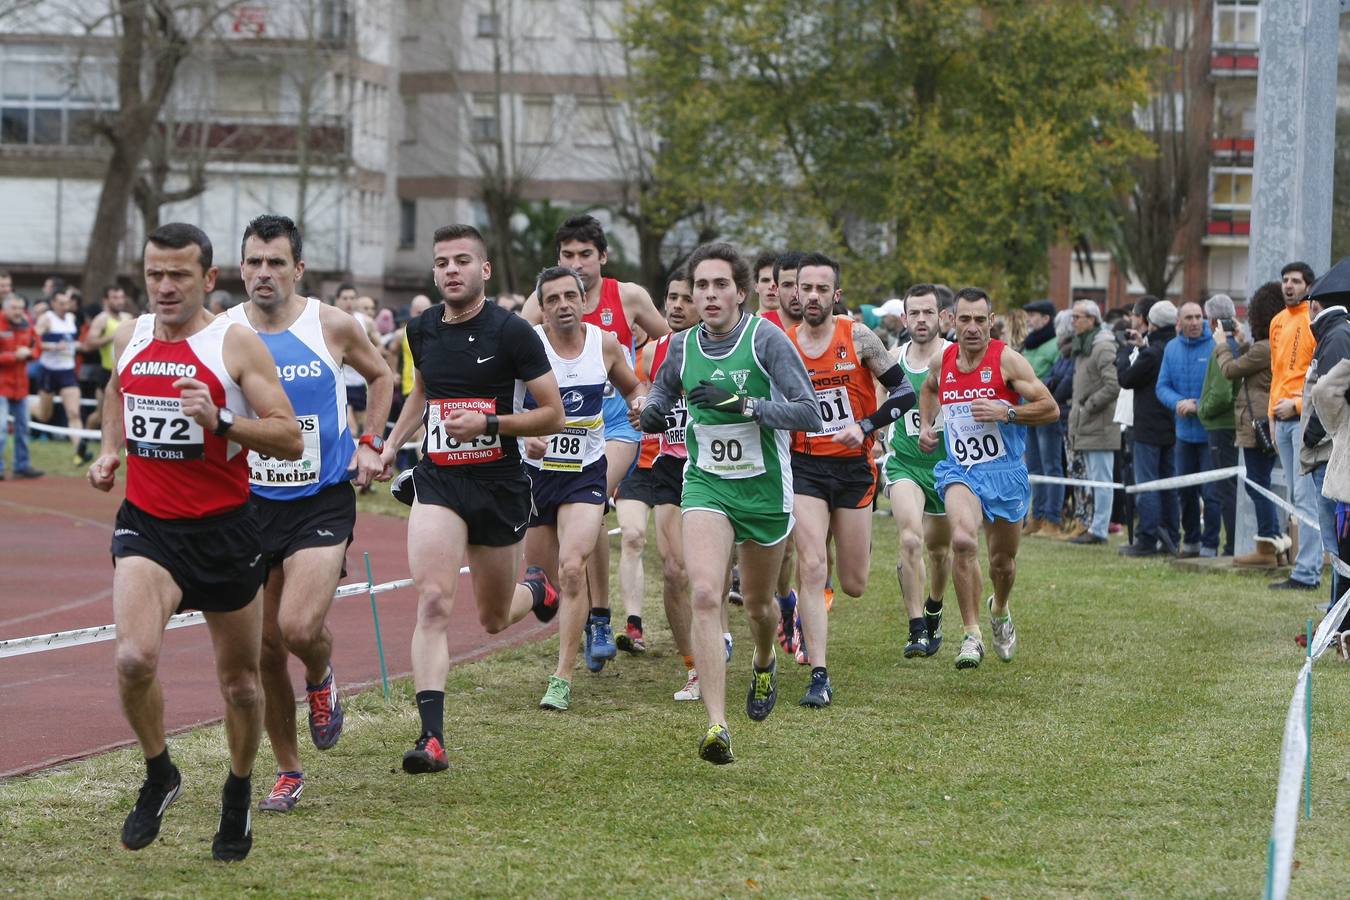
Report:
0,314,40,399
1068,327,1120,451
1197,352,1236,431
1311,357,1350,503
1118,325,1176,447
1214,337,1271,450
1023,323,1060,380
1296,307,1350,473
1156,322,1214,444
1046,344,1074,426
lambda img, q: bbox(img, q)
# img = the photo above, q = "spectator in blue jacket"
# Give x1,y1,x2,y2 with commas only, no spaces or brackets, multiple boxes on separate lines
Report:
1157,301,1220,556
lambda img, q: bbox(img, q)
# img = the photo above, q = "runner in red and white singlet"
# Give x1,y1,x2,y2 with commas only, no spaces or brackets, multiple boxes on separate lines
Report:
88,222,303,862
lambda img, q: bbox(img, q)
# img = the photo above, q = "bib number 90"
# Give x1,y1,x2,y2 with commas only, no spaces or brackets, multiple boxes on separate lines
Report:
708,438,742,463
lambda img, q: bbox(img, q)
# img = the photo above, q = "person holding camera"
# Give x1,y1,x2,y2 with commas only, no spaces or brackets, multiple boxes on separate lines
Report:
1197,294,1240,557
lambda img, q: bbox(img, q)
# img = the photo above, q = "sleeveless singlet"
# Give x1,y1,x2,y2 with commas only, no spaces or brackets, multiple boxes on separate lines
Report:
522,323,606,471
227,299,354,498
39,311,78,371
938,339,1026,469
886,339,950,466
787,317,878,459
99,314,124,371
634,348,659,469
116,314,253,519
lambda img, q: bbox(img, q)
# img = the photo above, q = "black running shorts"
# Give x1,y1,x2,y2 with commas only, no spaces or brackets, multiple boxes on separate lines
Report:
252,481,356,572
790,453,878,510
410,462,532,546
111,500,264,613
616,455,683,508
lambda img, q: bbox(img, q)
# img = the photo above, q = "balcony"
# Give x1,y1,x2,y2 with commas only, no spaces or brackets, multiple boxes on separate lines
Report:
1211,135,1255,164
1204,210,1251,247
166,113,348,164
1211,52,1259,77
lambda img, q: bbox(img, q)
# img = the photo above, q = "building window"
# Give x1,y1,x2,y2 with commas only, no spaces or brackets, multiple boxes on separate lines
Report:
402,96,418,142
472,94,499,142
400,199,416,249
522,95,553,144
1211,167,1253,211
573,99,614,146
477,12,500,37
0,51,113,147
1213,1,1259,49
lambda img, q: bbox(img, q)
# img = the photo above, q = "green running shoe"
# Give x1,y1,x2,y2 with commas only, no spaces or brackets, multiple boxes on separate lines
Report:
698,724,734,764
954,633,984,669
539,675,571,711
746,658,778,721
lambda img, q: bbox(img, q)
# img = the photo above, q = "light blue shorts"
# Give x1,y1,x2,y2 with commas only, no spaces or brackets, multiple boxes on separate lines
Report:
934,459,1030,523
602,392,641,443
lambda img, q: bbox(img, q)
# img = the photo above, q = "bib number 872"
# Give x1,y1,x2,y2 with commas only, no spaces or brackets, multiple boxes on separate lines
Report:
129,414,191,442
953,433,1000,464
709,438,742,463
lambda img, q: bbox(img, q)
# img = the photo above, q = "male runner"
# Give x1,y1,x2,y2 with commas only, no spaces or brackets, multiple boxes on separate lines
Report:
34,287,84,445
524,266,643,711
520,215,669,665
787,253,917,707
226,215,393,812
378,225,565,774
88,222,303,860
881,285,952,658
81,285,133,441
639,242,820,764
917,288,1058,668
753,251,782,328
769,251,806,649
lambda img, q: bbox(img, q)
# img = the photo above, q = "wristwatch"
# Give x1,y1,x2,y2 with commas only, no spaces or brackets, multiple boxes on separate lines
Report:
1005,405,1017,424
212,407,235,436
359,433,385,452
743,397,758,419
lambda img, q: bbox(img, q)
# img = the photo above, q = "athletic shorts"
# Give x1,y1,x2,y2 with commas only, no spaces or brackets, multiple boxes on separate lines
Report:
410,462,532,546
883,454,945,516
616,454,683,507
791,453,877,510
346,384,367,412
252,480,356,572
78,363,110,388
682,476,792,547
110,500,264,614
933,459,1030,523
527,458,608,528
36,367,77,393
602,393,641,443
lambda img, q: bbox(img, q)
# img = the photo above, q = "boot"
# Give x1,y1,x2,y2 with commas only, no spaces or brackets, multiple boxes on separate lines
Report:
1232,537,1279,568
1057,520,1088,541
1022,517,1044,536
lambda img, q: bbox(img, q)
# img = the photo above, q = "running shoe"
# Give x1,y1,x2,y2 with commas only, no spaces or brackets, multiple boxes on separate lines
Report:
924,598,943,656
727,566,744,606
955,633,984,669
583,624,604,673
402,732,449,774
799,670,833,708
524,566,559,623
674,670,701,701
987,595,1017,662
539,675,571,710
746,658,778,721
589,613,617,661
616,621,646,654
121,767,182,850
824,585,835,612
793,613,808,665
698,723,734,764
391,467,415,506
776,590,798,654
903,625,930,659
724,634,733,664
212,797,253,862
258,773,305,813
307,668,344,750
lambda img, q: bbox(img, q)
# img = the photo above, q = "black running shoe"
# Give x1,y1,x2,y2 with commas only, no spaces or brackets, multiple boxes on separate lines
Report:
523,566,559,623
923,598,943,656
211,799,253,862
121,767,182,850
903,625,930,659
746,658,778,721
798,670,833,708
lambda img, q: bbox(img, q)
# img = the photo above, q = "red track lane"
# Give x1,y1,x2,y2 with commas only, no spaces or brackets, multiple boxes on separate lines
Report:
0,477,554,779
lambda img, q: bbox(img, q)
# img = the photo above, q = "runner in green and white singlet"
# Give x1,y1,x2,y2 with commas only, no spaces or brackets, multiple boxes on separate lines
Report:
640,243,820,765
880,285,953,659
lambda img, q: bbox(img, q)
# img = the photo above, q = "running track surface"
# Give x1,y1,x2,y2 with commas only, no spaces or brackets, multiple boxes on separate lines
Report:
0,476,554,779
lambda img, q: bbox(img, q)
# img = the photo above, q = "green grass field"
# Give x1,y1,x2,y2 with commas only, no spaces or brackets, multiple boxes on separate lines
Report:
4,446,1348,897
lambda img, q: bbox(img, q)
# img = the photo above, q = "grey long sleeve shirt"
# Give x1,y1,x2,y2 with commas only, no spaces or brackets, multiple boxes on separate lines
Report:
646,312,822,433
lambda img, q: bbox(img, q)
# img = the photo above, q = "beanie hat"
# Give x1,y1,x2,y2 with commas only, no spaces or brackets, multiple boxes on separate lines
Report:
1148,300,1178,328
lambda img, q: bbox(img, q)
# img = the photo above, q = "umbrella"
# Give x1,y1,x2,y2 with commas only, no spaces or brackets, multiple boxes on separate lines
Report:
1308,257,1350,305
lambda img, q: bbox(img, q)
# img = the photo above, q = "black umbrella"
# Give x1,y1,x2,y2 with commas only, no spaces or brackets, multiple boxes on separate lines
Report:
1308,257,1350,305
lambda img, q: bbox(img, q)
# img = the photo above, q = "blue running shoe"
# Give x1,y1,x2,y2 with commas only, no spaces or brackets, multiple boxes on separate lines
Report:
589,613,617,661
306,668,344,750
583,625,604,673
776,590,798,654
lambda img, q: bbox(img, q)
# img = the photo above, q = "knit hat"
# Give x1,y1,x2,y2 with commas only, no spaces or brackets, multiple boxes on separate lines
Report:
1148,300,1178,327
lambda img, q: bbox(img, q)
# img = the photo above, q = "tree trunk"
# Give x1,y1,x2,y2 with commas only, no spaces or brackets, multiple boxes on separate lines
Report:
82,139,146,295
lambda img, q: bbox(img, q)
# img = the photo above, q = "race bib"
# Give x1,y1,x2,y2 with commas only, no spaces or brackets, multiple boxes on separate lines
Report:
809,386,856,438
694,421,765,479
903,405,945,438
249,414,321,486
663,400,688,449
426,398,502,466
944,402,1006,465
124,393,205,460
542,426,588,472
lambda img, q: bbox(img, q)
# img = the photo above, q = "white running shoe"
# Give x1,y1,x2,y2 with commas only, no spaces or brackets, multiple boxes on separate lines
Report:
988,595,1017,662
674,670,701,701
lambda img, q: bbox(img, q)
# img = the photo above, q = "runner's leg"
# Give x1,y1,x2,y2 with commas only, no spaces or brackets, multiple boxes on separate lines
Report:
945,483,985,634
683,510,735,726
616,498,648,624
793,494,831,668
408,502,469,692
112,557,180,757
891,481,928,620
204,593,265,779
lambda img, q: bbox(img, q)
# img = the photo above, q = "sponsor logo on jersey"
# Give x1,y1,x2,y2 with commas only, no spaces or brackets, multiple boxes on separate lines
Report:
731,369,749,390
710,367,726,381
942,386,999,401
836,344,848,359
945,371,956,382
130,360,198,378
834,362,856,372
276,361,324,381
562,390,585,413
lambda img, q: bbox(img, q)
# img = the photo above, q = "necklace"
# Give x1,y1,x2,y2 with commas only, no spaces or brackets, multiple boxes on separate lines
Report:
704,311,743,338
443,298,485,324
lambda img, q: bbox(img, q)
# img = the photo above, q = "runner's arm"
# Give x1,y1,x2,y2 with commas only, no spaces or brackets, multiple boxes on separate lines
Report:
518,291,543,325
917,354,942,439
622,282,671,341
327,305,395,483
212,325,304,459
504,371,565,436
87,320,138,491
639,335,683,431
750,323,823,432
379,368,426,471
602,330,644,403
1002,348,1059,426
83,312,112,351
853,322,916,436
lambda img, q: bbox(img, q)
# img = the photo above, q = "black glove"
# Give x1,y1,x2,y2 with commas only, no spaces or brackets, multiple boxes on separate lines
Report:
687,379,746,414
640,401,668,434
